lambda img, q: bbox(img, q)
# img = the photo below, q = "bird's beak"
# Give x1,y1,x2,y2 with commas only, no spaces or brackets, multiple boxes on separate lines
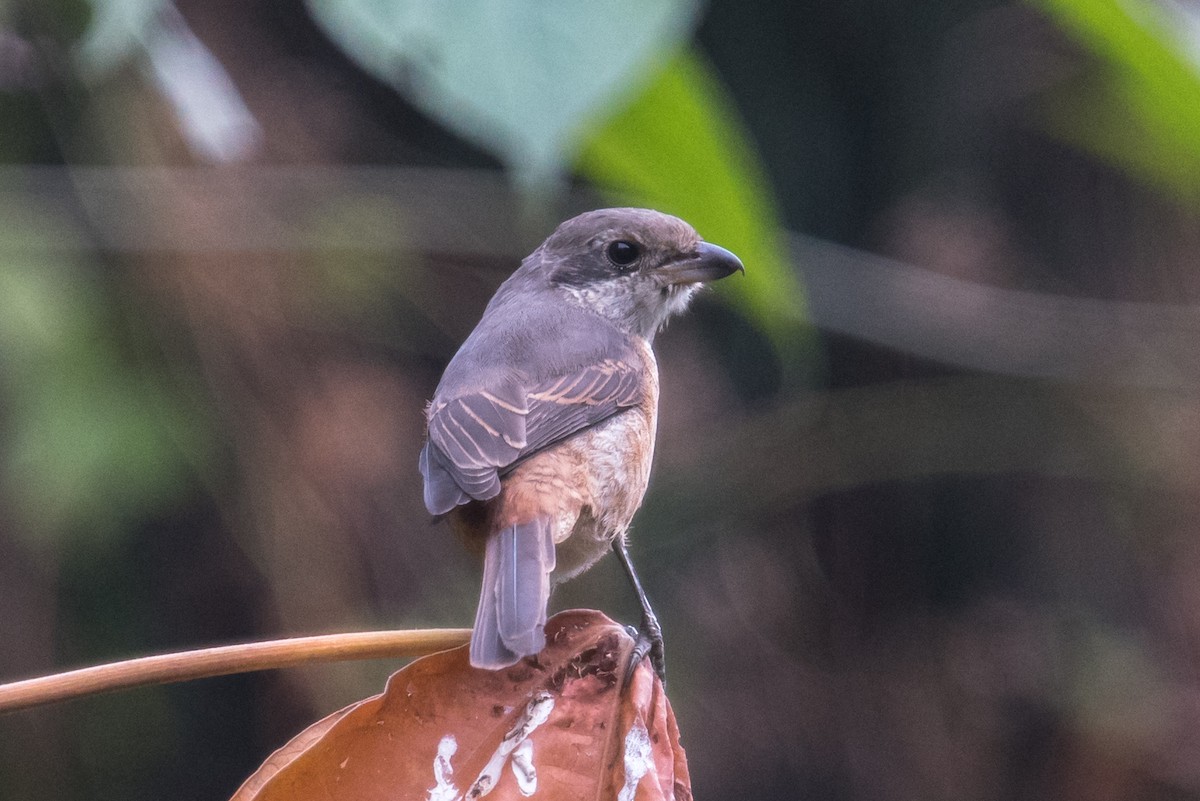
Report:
655,241,745,287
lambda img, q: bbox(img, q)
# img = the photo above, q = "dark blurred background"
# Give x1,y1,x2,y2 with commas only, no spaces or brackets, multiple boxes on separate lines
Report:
4,0,1200,798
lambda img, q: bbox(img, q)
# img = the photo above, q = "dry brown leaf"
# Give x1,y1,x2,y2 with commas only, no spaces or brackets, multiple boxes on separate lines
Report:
230,609,691,800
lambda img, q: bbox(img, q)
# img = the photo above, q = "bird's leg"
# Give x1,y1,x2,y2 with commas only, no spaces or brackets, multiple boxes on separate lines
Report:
612,540,665,684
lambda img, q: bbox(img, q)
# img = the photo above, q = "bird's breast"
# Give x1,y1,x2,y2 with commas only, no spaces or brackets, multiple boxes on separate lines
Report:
551,338,659,579
547,404,655,580
586,337,658,521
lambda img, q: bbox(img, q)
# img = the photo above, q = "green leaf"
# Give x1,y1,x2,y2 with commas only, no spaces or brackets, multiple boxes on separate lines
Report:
305,0,702,182
1033,0,1200,198
575,48,807,356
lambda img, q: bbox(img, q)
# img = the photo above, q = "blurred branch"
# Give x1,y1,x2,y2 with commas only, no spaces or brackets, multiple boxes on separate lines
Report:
3,165,1198,388
136,4,262,162
0,627,471,714
0,165,540,255
794,235,1200,389
652,375,1195,527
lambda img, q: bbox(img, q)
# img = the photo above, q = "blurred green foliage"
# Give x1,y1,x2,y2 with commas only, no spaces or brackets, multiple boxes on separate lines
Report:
576,48,806,356
304,0,702,182
1035,0,1200,198
0,260,207,549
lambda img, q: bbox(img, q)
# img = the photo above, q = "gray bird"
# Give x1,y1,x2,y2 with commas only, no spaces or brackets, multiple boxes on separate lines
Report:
419,207,743,678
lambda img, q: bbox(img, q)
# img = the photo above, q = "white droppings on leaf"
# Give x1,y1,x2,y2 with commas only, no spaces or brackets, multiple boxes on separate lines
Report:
511,739,536,796
427,734,459,801
466,691,555,798
618,717,653,801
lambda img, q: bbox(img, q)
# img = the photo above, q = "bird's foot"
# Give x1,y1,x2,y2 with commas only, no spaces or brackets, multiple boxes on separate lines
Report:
624,609,665,686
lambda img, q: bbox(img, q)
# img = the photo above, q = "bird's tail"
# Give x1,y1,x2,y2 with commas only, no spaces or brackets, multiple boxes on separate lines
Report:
470,517,557,670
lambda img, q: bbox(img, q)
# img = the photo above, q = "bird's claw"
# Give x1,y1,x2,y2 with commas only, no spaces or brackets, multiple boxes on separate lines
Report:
624,609,666,686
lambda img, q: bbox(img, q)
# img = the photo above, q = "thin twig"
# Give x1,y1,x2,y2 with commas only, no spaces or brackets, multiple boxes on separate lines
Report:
0,628,472,714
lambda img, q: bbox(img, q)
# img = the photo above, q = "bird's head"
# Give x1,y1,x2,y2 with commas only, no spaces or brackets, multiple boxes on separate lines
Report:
524,208,744,340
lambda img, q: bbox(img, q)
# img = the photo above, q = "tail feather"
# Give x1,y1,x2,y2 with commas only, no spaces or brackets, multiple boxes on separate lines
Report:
469,533,521,669
470,518,556,670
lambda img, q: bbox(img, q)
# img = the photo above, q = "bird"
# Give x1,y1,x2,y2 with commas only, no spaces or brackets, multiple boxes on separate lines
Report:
419,207,743,680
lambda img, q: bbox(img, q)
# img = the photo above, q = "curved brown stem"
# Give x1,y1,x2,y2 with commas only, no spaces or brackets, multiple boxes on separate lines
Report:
0,628,471,714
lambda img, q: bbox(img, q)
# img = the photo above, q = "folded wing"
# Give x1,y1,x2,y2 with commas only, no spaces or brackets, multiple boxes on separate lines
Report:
420,352,644,516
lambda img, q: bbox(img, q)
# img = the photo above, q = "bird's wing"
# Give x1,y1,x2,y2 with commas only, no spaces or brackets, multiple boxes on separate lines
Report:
420,350,644,515
522,354,643,455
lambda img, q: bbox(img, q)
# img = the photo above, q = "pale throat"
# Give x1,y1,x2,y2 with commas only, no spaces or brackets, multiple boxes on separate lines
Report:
558,281,699,341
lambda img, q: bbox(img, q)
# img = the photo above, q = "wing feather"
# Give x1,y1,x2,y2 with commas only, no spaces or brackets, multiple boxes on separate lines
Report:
420,349,645,516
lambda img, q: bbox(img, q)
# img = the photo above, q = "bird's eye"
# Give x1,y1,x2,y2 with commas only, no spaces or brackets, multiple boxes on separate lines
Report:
606,240,641,270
